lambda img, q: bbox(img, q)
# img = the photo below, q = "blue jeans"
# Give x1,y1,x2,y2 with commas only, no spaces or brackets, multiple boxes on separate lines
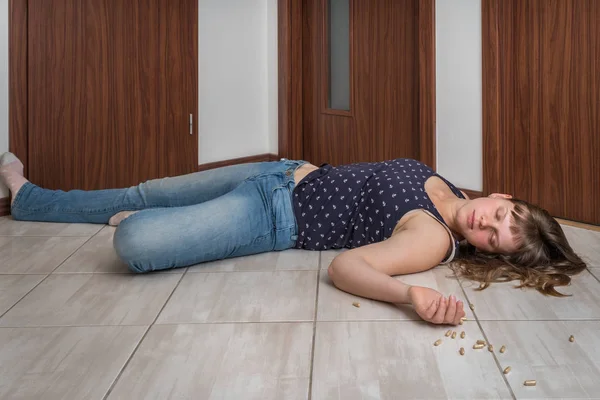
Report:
11,159,308,273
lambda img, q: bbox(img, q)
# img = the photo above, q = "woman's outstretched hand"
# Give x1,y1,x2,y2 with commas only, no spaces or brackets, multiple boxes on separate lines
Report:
408,286,465,325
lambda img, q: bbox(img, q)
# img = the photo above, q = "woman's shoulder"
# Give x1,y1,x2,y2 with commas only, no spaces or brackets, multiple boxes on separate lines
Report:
393,209,455,260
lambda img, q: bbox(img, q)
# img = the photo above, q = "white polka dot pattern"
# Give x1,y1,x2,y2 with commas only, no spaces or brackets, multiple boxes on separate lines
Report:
292,158,464,257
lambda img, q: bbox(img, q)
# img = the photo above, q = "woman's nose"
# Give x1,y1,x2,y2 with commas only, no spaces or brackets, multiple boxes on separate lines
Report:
479,215,488,229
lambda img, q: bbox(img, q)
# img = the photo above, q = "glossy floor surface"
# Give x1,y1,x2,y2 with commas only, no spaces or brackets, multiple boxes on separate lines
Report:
1,216,599,399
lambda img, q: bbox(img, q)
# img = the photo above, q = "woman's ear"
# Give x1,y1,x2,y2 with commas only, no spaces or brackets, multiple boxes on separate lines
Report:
488,193,513,199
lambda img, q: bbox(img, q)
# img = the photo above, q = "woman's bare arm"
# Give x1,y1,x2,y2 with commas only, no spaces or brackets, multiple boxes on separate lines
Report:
327,214,465,324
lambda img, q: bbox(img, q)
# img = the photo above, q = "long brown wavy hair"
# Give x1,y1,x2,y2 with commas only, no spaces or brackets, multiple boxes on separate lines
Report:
450,198,587,297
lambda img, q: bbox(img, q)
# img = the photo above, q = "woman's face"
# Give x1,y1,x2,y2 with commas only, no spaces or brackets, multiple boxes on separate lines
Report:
458,194,519,254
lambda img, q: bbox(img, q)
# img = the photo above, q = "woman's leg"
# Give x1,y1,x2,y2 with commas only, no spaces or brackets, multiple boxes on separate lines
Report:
5,153,304,224
113,162,302,273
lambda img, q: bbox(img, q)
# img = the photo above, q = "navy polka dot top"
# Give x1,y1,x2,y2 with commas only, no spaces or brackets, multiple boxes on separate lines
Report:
292,158,466,263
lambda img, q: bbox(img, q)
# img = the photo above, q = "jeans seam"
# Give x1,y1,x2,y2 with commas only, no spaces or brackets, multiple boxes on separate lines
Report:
11,203,166,215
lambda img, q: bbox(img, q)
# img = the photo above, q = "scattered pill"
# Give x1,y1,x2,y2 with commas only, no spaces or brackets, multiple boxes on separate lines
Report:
488,345,494,352
460,331,465,339
451,332,457,339
476,340,486,345
503,366,511,374
524,380,536,386
459,347,465,355
500,345,506,353
445,330,452,337
473,344,485,349
469,304,475,310
434,339,442,346
352,302,360,308
569,335,575,342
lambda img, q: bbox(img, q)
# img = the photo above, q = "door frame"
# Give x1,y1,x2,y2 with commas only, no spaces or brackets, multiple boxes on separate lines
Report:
277,0,437,170
481,0,502,197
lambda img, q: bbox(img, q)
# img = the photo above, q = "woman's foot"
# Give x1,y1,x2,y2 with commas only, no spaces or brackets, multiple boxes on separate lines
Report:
0,152,28,204
108,211,139,226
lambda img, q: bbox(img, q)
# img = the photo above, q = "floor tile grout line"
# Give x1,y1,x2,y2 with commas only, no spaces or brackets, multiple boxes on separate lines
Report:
3,318,600,329
0,274,50,320
456,279,517,400
307,252,322,400
0,321,319,329
586,267,600,284
48,226,107,274
0,229,103,319
102,268,188,400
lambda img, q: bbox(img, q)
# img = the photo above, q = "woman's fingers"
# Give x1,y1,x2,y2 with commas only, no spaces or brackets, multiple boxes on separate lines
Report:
432,297,448,323
454,300,465,325
424,297,439,320
445,295,457,323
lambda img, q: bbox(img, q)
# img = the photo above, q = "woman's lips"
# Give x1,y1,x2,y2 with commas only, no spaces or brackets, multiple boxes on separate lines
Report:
470,211,475,229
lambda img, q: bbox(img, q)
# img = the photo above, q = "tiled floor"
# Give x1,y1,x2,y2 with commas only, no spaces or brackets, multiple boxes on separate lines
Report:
0,216,599,400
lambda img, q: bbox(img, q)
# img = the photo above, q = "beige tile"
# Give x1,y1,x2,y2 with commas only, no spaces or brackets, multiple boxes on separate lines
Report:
55,226,184,274
0,275,46,315
460,269,600,320
0,236,88,274
0,273,181,326
156,271,317,323
311,321,511,400
0,326,145,400
0,216,103,236
317,269,475,321
107,323,312,400
561,224,600,268
481,321,600,399
191,248,319,272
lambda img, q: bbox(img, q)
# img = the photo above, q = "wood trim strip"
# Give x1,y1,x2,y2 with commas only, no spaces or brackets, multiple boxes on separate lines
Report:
556,218,600,232
9,0,28,177
418,0,436,171
482,0,501,197
0,197,9,217
198,154,280,172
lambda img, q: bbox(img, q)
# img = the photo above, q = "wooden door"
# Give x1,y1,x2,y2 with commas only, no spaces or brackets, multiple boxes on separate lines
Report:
302,0,435,167
483,0,600,225
25,0,197,191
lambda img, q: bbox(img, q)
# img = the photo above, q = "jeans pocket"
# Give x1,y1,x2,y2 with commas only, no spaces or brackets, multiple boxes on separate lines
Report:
271,180,298,228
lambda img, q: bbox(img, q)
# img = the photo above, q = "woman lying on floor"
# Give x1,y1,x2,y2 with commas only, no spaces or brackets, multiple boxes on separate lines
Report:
0,152,586,326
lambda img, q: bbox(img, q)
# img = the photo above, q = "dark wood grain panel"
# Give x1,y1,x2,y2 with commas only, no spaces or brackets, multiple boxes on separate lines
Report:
27,0,80,190
483,0,600,225
27,0,160,190
159,0,198,178
8,0,28,177
418,0,436,170
357,0,419,163
107,0,161,188
482,0,502,197
278,0,304,161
